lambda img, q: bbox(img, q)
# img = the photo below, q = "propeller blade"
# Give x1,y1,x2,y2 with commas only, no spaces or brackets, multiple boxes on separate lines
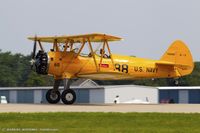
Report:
32,36,37,59
31,36,37,69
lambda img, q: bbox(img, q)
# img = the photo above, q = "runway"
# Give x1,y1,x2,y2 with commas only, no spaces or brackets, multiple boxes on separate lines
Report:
1,104,200,113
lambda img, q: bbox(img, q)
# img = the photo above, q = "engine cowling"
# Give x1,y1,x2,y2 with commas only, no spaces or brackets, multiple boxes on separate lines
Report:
35,50,48,75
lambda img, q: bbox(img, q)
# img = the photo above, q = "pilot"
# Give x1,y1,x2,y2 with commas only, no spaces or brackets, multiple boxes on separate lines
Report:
100,48,109,58
88,52,92,57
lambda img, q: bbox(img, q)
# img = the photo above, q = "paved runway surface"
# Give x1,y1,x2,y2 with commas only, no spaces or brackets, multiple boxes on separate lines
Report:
1,104,200,113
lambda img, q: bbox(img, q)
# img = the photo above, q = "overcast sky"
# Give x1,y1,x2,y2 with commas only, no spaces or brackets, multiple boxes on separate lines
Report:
0,0,200,61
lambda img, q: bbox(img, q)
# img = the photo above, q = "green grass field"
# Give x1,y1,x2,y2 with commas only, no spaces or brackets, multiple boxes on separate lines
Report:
0,112,200,133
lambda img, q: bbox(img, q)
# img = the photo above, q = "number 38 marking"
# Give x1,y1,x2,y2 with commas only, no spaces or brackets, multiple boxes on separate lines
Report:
115,64,128,73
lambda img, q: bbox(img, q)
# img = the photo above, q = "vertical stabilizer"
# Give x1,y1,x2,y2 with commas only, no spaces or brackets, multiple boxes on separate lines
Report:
160,40,194,76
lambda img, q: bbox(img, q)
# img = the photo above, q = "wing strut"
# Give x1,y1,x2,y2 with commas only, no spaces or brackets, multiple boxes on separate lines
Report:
105,40,115,70
99,40,106,71
76,39,86,57
70,41,74,51
53,39,60,51
87,38,99,72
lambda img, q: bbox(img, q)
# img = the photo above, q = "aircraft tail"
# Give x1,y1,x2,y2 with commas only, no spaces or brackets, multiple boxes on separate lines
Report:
159,40,194,76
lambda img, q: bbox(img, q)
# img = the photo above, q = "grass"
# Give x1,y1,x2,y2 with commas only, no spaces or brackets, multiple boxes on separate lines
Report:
0,112,200,133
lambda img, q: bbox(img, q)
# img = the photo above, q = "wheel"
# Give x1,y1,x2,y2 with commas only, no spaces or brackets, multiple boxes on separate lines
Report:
174,80,179,85
46,89,60,104
167,78,180,86
61,89,76,105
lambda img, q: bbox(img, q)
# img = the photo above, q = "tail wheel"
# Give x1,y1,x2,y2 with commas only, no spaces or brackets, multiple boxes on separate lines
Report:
46,89,60,104
174,80,179,86
61,89,76,105
167,78,180,86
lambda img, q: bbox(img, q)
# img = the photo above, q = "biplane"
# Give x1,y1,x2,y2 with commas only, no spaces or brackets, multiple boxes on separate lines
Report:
28,33,194,104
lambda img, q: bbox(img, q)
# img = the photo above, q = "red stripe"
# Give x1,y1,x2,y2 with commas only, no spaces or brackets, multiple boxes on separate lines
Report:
99,64,109,68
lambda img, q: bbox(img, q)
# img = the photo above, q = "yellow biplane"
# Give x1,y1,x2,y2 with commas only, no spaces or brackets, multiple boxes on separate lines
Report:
28,33,194,104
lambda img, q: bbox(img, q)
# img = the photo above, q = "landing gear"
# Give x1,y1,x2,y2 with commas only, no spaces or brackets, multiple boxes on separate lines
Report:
167,78,180,86
46,79,61,104
46,89,60,104
174,79,179,86
61,89,76,104
46,79,76,105
61,79,76,105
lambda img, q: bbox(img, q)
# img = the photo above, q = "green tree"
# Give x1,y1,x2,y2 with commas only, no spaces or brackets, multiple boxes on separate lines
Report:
0,51,53,87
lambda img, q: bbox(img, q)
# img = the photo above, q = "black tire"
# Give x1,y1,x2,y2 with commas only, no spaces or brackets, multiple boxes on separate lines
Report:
61,89,76,105
46,89,60,104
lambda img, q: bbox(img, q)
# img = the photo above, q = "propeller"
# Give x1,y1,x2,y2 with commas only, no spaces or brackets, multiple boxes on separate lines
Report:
30,36,37,69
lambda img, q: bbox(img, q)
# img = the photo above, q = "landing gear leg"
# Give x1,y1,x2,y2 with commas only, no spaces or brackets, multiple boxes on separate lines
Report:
46,80,61,104
61,79,76,105
167,78,180,86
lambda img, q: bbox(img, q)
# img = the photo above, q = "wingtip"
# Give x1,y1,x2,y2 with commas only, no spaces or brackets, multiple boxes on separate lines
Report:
27,37,34,40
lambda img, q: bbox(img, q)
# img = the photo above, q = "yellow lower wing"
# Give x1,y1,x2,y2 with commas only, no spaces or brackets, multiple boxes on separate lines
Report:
77,71,133,80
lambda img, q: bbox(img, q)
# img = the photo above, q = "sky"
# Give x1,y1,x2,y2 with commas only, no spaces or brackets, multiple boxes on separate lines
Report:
0,0,200,61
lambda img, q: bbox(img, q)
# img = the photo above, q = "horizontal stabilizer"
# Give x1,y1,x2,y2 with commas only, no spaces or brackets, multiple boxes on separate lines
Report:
156,61,192,69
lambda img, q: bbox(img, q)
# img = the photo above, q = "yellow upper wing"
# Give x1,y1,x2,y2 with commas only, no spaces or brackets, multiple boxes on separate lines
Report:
28,33,122,43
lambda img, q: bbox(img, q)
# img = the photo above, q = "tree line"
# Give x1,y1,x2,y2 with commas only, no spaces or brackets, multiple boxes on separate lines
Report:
0,51,53,87
0,51,199,87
